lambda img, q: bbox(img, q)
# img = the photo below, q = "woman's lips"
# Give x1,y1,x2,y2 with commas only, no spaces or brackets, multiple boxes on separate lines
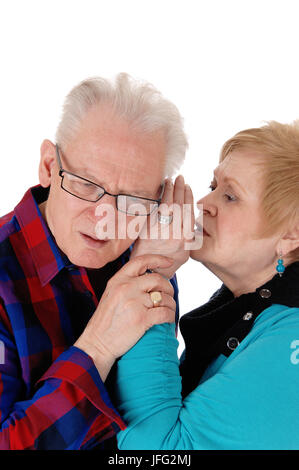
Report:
80,232,109,247
195,222,210,236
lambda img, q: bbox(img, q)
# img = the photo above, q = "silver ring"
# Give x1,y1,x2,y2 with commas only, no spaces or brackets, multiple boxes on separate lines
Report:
158,213,173,225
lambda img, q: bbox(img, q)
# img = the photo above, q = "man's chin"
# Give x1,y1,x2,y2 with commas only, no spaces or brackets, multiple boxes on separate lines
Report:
66,244,109,269
70,254,109,269
70,239,131,269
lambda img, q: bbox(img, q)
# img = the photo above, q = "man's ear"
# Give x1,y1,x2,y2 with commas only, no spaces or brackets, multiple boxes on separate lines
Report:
39,140,56,188
278,224,299,258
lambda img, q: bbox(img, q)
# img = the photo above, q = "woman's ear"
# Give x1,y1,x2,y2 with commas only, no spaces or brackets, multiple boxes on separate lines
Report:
278,224,299,257
39,140,56,188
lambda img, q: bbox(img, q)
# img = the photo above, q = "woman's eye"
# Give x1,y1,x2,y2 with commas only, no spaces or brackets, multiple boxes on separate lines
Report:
209,183,236,202
225,194,237,202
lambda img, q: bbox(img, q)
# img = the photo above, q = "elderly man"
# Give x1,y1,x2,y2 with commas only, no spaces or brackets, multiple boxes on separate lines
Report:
0,73,188,449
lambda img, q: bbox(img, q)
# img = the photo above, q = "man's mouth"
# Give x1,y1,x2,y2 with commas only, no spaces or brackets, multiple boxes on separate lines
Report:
80,232,109,247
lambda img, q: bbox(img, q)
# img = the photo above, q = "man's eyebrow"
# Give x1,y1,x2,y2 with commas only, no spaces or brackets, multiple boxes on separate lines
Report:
78,169,155,198
64,151,156,199
213,169,247,195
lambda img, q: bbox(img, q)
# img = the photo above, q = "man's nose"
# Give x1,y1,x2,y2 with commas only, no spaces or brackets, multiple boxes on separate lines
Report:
92,198,119,240
94,197,117,219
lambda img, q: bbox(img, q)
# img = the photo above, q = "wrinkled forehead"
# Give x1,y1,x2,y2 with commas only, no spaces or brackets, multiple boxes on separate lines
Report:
215,149,266,196
62,113,167,194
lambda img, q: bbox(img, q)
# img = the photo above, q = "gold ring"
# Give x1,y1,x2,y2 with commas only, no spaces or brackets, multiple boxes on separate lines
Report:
150,291,162,307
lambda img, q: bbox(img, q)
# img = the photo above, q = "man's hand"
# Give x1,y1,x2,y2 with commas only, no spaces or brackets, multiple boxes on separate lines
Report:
74,254,175,381
130,175,194,279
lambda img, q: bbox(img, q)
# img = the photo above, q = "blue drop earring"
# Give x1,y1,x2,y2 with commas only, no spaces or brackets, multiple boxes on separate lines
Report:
276,251,285,277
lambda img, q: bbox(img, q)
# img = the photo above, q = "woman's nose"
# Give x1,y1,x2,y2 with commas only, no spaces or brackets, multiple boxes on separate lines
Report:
196,199,202,210
196,194,217,217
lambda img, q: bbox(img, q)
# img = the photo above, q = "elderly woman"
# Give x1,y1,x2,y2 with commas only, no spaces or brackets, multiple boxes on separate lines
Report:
114,120,299,450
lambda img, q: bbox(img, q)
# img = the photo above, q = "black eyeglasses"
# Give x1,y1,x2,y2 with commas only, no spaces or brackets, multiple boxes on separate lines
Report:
55,145,164,216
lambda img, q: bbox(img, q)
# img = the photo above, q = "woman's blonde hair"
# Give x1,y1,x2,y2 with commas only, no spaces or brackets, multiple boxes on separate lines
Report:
220,120,299,262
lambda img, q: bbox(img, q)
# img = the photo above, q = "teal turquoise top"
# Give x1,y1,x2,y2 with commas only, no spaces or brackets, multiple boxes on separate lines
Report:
115,262,299,450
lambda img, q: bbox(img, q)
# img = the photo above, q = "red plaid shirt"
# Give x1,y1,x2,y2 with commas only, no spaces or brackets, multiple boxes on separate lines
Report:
0,185,128,449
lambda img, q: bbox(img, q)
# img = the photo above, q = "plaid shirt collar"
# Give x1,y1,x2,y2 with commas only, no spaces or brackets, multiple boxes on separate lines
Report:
14,184,76,287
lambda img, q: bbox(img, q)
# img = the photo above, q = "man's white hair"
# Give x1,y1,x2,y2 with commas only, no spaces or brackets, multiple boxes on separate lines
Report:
55,73,188,177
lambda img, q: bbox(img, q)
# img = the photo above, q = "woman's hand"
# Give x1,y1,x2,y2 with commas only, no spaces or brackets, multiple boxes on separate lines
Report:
130,175,195,279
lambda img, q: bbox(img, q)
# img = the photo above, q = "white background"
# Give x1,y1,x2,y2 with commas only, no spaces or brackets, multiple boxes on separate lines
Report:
1,0,299,354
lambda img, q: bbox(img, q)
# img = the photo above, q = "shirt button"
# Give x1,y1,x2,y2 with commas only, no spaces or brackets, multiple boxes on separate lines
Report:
227,337,239,350
259,288,271,298
243,312,253,320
